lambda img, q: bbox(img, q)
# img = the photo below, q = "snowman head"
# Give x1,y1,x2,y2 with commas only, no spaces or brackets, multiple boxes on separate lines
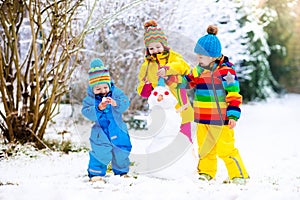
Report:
148,86,178,110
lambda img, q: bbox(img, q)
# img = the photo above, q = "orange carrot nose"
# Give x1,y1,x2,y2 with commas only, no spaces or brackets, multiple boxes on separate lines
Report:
157,94,163,102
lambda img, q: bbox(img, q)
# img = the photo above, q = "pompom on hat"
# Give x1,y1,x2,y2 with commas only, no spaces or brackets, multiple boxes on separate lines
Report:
194,25,222,58
144,20,168,47
88,58,111,88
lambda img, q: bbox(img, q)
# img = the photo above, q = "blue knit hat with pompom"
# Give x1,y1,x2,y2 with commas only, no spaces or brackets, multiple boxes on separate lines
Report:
194,25,222,58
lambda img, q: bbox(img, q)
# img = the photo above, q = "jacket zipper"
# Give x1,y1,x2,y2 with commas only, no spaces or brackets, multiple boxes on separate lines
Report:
211,71,224,125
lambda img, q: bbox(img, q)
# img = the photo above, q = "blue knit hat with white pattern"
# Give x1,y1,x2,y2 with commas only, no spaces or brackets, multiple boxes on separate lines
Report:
194,25,222,58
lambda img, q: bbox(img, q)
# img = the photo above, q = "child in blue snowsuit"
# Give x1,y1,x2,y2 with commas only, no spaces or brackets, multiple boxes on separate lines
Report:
81,58,132,182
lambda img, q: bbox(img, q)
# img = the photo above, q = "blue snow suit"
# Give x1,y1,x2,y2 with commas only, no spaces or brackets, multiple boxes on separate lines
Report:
81,83,132,177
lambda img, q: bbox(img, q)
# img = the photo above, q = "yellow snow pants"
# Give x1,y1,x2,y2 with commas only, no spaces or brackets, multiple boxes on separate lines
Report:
196,124,249,179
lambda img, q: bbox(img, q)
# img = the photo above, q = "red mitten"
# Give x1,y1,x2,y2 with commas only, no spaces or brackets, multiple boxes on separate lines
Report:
140,83,153,98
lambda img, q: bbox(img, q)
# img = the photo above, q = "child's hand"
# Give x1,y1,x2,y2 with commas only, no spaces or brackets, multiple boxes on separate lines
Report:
106,97,117,107
98,101,107,110
228,119,236,129
157,68,166,77
143,77,150,84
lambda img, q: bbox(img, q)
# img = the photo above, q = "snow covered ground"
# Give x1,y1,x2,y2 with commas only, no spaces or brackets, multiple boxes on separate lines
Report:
1,93,300,200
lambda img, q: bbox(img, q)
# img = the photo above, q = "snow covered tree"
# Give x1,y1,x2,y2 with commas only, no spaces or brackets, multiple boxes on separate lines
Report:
232,1,280,101
0,0,94,147
262,0,298,93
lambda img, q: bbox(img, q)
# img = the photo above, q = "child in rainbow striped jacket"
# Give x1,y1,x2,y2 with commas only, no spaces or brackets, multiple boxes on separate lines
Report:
185,25,249,184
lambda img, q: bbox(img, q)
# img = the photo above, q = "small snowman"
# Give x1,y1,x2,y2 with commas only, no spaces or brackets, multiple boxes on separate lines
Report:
145,81,197,180
146,85,182,153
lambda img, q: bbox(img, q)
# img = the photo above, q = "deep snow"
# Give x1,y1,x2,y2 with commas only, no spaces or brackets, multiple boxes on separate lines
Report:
0,93,300,200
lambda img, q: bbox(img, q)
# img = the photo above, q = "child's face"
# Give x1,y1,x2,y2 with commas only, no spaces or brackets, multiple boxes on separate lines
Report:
93,84,110,95
197,54,215,67
148,42,164,55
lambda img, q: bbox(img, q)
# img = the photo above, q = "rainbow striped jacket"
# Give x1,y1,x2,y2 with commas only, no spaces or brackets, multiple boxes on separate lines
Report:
185,56,242,125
